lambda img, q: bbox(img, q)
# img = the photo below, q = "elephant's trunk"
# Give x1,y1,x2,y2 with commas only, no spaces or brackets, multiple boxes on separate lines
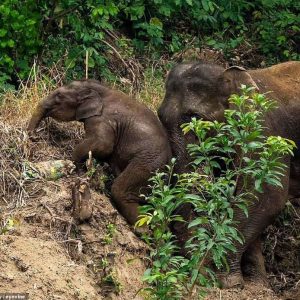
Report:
169,128,191,174
158,98,192,172
27,103,47,131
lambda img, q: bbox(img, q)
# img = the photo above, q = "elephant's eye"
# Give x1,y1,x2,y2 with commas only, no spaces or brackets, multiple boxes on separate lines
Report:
55,92,63,102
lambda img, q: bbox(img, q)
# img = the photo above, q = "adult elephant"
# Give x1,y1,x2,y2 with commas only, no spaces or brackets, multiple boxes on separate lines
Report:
28,79,171,225
158,61,300,288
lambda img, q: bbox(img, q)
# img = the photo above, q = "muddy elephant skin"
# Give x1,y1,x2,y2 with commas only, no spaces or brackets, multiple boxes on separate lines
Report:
158,61,300,287
28,79,171,225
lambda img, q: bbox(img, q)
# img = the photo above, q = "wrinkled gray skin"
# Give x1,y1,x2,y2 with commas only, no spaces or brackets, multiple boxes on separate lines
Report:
28,79,171,225
158,61,300,288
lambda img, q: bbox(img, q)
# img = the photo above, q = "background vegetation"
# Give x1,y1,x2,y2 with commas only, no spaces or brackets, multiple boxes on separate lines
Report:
0,0,299,90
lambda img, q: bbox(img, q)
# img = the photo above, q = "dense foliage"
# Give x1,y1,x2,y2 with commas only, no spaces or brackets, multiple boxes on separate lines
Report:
0,0,299,88
136,87,295,299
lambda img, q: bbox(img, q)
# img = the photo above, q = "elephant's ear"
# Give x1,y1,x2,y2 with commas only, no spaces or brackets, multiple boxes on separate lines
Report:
221,66,259,94
76,88,103,121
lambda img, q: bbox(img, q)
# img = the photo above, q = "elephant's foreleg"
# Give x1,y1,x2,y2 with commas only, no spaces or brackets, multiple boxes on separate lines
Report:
219,250,245,288
224,237,268,287
241,236,268,284
221,163,290,288
72,135,114,170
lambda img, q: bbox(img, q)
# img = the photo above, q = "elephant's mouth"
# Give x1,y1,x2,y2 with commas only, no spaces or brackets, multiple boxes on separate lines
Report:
181,113,203,123
181,112,212,123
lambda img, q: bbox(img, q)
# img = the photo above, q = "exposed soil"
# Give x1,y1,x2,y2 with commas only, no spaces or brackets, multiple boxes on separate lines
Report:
0,118,147,299
1,232,99,299
0,167,147,300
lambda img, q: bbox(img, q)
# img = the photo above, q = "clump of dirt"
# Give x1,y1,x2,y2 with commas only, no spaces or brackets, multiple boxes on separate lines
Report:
174,47,228,67
171,45,267,69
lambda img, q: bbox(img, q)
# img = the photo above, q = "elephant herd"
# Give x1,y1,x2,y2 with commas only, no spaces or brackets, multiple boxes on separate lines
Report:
28,60,300,288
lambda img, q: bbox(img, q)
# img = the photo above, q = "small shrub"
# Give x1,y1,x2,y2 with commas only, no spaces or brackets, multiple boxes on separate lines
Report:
0,217,20,234
137,86,295,299
103,223,117,245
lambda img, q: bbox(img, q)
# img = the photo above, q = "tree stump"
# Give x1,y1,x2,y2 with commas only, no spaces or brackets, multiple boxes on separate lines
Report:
72,179,93,223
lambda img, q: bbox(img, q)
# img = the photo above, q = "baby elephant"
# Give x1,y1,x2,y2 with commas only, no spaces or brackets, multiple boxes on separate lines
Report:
28,79,171,224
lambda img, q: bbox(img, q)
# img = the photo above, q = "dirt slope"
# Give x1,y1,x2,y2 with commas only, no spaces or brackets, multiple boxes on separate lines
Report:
0,173,147,299
1,233,99,300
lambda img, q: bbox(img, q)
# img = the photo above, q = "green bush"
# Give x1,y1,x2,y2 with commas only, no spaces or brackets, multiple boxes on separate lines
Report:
136,87,295,299
0,1,299,89
0,0,43,85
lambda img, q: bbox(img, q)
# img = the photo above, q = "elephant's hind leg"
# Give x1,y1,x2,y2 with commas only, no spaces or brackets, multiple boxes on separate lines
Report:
221,158,290,289
111,162,151,225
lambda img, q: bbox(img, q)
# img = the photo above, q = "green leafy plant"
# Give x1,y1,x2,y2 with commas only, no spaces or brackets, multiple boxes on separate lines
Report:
101,271,122,294
103,223,117,245
0,217,20,234
137,86,295,299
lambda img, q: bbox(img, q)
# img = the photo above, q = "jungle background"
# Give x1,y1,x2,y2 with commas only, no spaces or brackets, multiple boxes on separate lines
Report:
1,0,300,90
0,1,299,299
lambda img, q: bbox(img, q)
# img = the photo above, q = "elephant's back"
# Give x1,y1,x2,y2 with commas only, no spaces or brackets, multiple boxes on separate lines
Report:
112,114,171,173
250,62,300,143
104,91,171,158
264,61,300,78
250,61,300,99
105,90,166,133
105,90,155,116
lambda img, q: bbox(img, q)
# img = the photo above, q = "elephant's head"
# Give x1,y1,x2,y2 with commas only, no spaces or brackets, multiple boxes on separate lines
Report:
158,62,258,172
27,80,106,131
